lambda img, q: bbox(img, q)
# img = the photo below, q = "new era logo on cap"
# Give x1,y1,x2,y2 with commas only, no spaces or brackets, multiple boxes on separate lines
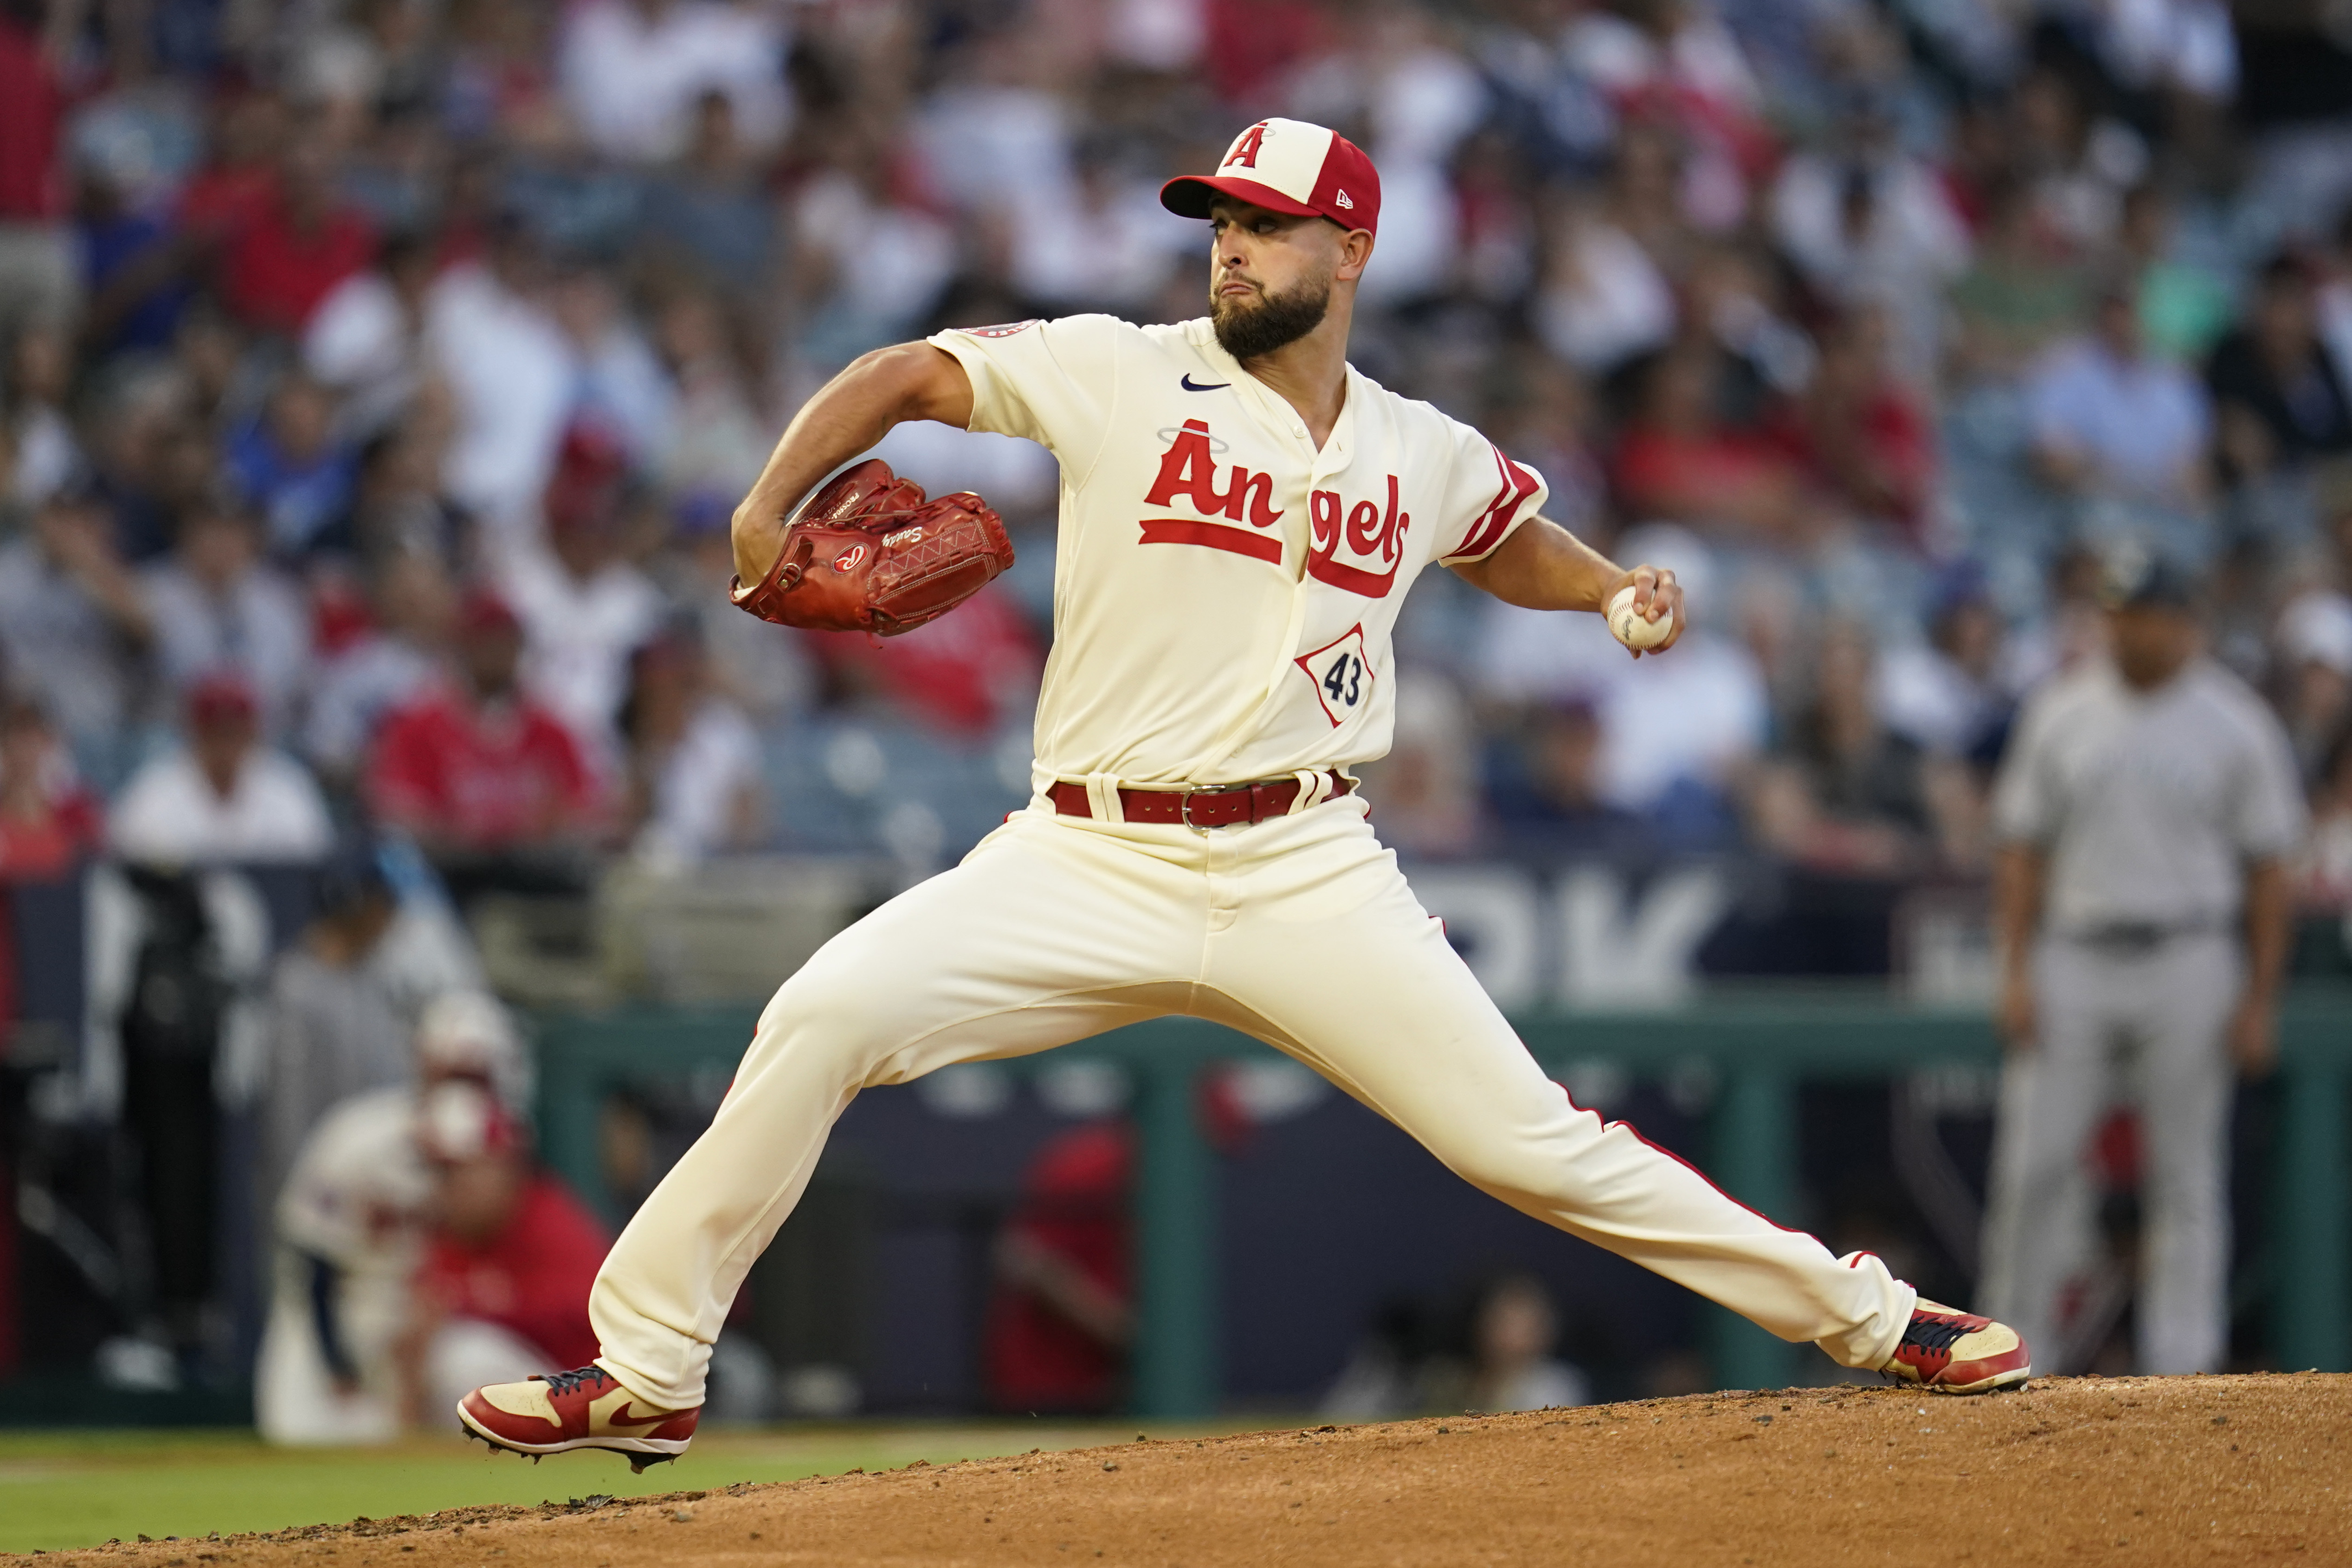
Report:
1161,118,1382,239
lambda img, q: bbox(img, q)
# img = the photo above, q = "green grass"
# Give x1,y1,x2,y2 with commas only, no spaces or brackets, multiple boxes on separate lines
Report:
0,1420,1254,1554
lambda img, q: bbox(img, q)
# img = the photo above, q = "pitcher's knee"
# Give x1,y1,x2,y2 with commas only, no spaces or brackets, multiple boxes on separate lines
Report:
739,966,904,1087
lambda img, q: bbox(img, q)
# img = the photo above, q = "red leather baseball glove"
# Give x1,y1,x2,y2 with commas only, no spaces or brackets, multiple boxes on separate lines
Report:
728,458,1015,637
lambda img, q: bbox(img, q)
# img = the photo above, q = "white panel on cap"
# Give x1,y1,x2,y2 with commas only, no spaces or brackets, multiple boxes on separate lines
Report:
1218,116,1336,206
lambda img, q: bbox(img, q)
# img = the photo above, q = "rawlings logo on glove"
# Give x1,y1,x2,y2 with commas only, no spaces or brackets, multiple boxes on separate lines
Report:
729,458,1015,636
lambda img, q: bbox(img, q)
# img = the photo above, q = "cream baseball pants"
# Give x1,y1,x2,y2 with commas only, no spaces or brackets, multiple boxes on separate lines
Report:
590,798,1915,1408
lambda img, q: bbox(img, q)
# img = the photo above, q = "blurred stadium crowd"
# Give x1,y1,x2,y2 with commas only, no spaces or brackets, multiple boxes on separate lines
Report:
6,0,2352,896
6,0,2352,1417
4,0,2352,897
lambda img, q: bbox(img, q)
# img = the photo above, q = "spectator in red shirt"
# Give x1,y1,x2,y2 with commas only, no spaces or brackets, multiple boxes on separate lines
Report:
0,691,103,879
0,0,78,341
1202,0,1329,107
1766,310,1937,544
367,588,600,865
177,90,287,247
218,135,378,338
980,1080,1253,1414
1613,344,1805,540
810,583,1042,736
405,1081,610,1415
982,1121,1134,1414
0,694,104,1038
0,693,103,879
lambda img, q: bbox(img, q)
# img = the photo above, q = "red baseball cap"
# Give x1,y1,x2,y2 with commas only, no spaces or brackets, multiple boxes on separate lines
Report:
543,420,628,536
187,670,259,728
1160,118,1381,238
458,587,522,638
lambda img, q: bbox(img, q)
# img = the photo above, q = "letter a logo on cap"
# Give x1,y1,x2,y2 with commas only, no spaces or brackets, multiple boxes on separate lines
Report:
1161,118,1384,239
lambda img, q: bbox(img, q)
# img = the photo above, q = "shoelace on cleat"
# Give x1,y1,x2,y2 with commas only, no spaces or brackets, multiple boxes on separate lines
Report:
538,1366,612,1398
1899,1314,1974,1356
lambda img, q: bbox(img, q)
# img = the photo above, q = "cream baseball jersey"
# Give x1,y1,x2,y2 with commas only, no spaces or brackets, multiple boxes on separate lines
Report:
927,313,1547,789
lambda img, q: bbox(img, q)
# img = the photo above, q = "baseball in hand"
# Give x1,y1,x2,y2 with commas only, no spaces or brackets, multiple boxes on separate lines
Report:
1607,584,1674,651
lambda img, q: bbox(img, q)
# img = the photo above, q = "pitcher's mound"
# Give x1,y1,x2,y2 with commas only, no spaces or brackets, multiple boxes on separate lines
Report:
41,1374,2351,1567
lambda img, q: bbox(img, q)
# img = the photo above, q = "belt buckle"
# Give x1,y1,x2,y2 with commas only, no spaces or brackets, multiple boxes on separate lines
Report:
1179,783,1251,832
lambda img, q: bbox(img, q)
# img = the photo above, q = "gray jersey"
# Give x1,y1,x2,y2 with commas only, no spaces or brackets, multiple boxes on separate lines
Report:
1992,656,2304,934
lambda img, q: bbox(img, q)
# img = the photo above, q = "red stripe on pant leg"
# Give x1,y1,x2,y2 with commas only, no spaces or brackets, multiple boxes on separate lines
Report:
1610,1117,1807,1237
1551,1078,1610,1132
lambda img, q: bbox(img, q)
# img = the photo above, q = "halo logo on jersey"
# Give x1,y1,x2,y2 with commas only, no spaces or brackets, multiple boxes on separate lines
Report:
1307,474,1409,598
966,321,1039,338
1295,626,1373,727
1137,419,1285,564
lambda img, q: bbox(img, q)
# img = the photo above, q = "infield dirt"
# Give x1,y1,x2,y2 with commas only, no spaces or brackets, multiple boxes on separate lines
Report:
24,1373,2349,1567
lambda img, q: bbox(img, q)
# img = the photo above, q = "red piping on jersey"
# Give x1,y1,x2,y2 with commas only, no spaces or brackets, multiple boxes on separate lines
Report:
1452,445,1540,561
1139,516,1284,564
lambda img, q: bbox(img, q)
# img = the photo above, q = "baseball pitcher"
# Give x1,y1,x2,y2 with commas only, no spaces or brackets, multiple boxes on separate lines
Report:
458,119,2030,1468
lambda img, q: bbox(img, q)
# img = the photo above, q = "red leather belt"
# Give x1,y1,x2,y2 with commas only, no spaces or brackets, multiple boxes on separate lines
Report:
1049,772,1353,829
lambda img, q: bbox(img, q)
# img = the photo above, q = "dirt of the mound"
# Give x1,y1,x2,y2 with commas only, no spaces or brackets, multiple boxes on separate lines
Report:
26,1374,2349,1567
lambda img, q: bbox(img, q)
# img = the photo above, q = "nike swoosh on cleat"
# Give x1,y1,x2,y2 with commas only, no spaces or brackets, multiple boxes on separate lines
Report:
1179,374,1230,391
603,1403,674,1432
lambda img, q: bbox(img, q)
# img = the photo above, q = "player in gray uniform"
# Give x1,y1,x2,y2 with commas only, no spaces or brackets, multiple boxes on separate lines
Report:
1981,553,2304,1374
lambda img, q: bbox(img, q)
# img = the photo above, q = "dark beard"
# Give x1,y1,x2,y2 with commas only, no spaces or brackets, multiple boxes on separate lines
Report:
1210,274,1332,361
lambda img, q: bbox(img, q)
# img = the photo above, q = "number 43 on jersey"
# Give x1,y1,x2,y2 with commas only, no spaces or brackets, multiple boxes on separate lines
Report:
1296,626,1374,728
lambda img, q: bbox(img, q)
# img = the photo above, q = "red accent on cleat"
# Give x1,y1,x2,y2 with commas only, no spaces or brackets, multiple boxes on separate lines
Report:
1880,1300,2031,1394
457,1365,700,1464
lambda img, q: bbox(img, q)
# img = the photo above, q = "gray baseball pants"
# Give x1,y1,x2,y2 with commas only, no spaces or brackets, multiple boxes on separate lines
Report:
1980,933,2240,1374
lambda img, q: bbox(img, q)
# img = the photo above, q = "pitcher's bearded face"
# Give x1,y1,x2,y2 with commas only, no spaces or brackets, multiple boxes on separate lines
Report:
1210,269,1333,361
